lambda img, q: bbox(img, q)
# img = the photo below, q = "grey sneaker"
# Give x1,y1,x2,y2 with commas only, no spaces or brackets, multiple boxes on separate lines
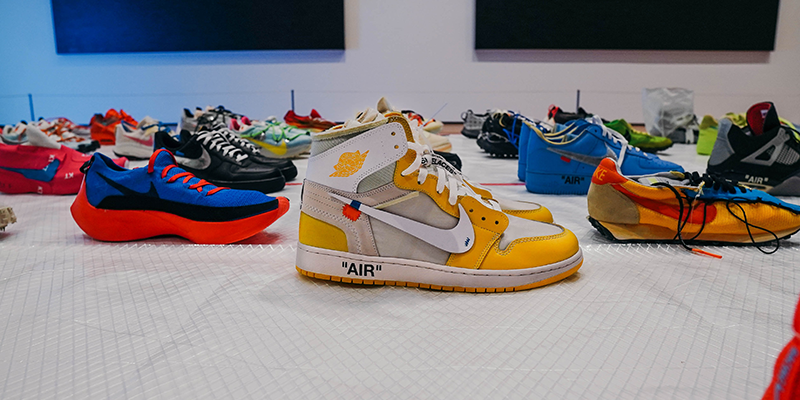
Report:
0,206,16,231
461,109,490,139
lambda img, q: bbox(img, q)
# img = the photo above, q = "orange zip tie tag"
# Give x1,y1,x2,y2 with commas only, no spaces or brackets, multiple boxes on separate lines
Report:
692,248,722,259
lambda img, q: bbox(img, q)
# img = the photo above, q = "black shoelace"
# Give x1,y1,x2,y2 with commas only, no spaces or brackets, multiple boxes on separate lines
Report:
652,172,780,256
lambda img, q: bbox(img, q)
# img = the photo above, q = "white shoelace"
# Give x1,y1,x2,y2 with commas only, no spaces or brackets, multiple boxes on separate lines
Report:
220,126,263,154
401,141,500,210
586,115,639,168
196,130,248,162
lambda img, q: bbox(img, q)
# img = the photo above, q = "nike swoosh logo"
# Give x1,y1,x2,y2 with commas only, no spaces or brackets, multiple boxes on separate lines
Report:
547,143,617,166
123,133,154,147
249,138,288,156
97,172,159,197
329,192,475,254
174,146,212,170
0,159,60,182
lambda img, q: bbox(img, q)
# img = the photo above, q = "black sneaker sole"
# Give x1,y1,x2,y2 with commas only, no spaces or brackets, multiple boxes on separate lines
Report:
280,164,298,181
461,128,480,139
477,137,518,158
588,216,797,246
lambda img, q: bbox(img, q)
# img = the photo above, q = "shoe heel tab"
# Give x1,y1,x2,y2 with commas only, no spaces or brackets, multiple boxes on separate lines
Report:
591,158,626,185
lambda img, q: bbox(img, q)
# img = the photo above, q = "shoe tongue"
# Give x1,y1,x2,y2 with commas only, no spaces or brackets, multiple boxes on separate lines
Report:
310,109,321,118
149,148,178,169
377,97,394,113
25,125,60,149
746,102,780,136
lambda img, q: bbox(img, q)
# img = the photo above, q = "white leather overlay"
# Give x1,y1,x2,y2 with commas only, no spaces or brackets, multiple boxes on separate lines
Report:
305,122,409,193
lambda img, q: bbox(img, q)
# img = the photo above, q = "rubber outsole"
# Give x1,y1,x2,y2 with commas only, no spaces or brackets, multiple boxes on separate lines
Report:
588,216,798,246
476,138,518,158
296,263,582,293
295,243,583,292
70,185,290,244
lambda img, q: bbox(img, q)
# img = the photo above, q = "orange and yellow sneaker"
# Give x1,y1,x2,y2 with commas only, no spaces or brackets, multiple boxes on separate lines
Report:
588,157,800,251
295,107,583,292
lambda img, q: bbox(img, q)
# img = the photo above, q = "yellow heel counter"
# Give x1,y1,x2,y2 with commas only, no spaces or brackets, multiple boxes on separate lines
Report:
299,212,349,252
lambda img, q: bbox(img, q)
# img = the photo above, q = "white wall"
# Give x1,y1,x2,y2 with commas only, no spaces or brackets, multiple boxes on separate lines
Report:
1,0,799,125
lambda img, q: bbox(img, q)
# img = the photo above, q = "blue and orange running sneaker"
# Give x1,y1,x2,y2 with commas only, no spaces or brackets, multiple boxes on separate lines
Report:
525,117,683,194
71,149,290,244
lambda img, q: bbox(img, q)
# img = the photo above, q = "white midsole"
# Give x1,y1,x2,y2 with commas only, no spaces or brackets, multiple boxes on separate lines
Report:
114,141,154,159
295,243,583,288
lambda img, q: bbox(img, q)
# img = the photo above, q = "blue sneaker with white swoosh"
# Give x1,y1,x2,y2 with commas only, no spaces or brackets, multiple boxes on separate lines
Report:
296,106,584,292
525,118,684,194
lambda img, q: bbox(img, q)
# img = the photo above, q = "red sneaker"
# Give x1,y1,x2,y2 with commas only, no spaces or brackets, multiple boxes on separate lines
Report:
284,109,335,132
764,293,800,399
0,125,127,194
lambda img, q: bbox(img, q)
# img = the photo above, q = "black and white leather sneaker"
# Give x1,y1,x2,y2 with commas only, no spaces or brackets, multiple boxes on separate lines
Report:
154,129,286,193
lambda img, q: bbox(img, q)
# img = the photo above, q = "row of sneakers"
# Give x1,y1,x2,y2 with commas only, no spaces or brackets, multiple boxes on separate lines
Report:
2,119,99,153
295,97,800,295
181,106,314,159
463,106,675,158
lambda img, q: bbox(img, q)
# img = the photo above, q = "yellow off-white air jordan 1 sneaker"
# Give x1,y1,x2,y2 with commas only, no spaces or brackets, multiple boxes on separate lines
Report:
295,110,583,292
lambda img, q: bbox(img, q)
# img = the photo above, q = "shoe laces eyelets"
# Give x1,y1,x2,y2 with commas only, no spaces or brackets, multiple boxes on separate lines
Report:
481,217,486,221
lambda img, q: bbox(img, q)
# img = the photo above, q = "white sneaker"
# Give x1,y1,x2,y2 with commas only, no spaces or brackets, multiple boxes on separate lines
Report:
296,107,583,292
113,117,163,160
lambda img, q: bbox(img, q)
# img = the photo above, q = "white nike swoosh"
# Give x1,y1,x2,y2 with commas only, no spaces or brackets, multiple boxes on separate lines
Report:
329,192,475,254
174,146,212,170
